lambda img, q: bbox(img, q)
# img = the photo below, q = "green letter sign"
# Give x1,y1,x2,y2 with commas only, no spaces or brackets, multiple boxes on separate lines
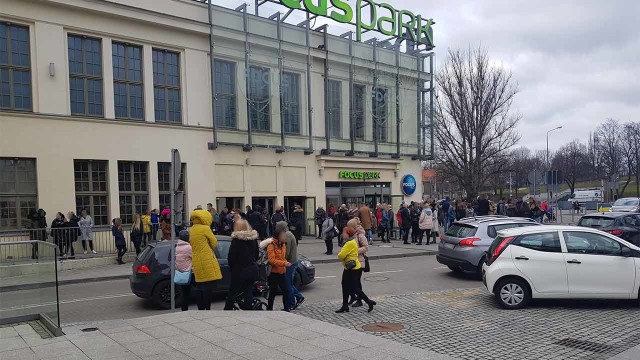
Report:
278,0,434,48
338,170,381,180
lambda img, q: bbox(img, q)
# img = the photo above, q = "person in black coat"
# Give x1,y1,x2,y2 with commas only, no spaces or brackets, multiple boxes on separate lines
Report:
399,203,412,244
28,209,48,259
248,205,267,240
270,206,287,235
290,205,304,243
130,214,144,256
65,211,80,259
336,205,350,246
224,220,259,310
112,218,127,264
51,212,67,257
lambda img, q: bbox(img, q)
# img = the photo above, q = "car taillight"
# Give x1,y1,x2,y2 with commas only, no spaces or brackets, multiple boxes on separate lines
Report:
458,237,481,247
608,229,623,236
492,236,515,261
133,265,151,274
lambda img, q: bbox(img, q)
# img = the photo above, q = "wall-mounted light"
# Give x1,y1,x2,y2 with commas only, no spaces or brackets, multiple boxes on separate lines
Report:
394,170,398,178
318,168,324,177
49,63,55,77
278,160,283,167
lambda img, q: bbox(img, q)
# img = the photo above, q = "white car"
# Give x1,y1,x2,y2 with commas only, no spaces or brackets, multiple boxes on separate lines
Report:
483,225,640,309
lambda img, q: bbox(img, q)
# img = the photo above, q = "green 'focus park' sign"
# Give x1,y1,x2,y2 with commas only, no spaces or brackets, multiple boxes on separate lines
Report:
339,170,381,180
279,0,434,48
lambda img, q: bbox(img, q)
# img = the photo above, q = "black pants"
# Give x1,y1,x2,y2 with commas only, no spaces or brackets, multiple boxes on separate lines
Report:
152,225,159,241
142,233,151,247
180,284,191,311
411,222,420,243
341,269,371,307
82,240,94,251
224,278,254,310
64,239,75,256
317,224,323,238
418,229,431,244
401,227,411,243
132,241,142,256
325,236,334,254
267,273,290,311
116,245,126,260
195,281,216,310
31,243,39,259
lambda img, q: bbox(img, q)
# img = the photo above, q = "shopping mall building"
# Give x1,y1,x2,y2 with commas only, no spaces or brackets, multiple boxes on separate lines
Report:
0,0,434,235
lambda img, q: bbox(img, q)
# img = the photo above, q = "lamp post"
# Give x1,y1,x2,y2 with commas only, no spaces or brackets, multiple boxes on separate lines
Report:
546,126,562,200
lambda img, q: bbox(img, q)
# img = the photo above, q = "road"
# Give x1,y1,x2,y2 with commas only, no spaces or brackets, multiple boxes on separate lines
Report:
1,255,481,325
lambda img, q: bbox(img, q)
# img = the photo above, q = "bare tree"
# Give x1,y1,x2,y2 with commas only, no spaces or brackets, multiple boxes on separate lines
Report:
619,122,640,196
552,140,589,195
434,47,521,198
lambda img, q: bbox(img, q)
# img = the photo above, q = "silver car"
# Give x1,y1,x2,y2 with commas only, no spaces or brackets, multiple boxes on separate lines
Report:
437,216,540,274
610,198,640,213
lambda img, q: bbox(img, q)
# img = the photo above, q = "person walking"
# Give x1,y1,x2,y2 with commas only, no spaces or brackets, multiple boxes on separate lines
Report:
430,204,439,244
396,207,404,240
345,219,369,308
112,218,127,265
379,205,390,243
418,205,434,245
410,203,421,244
151,209,160,241
224,219,259,311
388,206,395,241
335,223,375,313
277,221,304,310
248,205,267,240
270,206,286,235
130,214,144,256
358,202,372,243
141,210,152,247
321,214,336,255
65,211,80,259
175,230,193,311
78,208,95,254
160,213,172,240
336,204,349,246
290,205,304,243
399,203,412,244
189,209,222,310
266,228,292,312
51,212,67,257
314,206,327,239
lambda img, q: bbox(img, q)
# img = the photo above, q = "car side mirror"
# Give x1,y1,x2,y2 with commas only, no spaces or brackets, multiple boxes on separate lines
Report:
621,247,632,257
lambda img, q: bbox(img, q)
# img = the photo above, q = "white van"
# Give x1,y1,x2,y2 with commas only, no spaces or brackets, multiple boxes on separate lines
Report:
569,189,604,205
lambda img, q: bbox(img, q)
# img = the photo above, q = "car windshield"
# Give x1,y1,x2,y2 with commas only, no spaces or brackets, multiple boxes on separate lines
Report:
445,224,477,238
216,241,231,259
578,217,615,227
613,198,639,207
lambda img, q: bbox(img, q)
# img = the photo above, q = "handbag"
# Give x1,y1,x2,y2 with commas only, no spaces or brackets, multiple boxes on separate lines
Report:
173,269,192,285
344,260,357,270
362,255,370,273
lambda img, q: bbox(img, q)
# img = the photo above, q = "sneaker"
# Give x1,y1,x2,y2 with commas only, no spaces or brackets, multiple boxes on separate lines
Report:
91,250,97,254
83,251,87,254
296,297,305,307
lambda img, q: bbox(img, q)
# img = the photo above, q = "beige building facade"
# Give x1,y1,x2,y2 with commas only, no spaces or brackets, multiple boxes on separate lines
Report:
0,0,432,234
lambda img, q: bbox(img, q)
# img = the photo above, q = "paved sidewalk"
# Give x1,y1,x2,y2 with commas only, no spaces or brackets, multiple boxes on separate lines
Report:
0,310,456,360
1,237,437,291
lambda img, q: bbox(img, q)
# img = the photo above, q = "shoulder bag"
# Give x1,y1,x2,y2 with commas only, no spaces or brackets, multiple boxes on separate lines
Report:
173,269,192,285
357,237,371,273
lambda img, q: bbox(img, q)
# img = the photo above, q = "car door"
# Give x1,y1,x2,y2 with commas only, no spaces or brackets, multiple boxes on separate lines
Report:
621,215,640,246
509,231,568,294
561,231,636,296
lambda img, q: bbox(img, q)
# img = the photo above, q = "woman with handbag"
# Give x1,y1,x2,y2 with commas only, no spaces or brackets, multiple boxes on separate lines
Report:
336,219,375,313
321,215,336,255
130,215,144,256
224,219,259,310
189,209,222,310
175,230,193,311
348,219,370,308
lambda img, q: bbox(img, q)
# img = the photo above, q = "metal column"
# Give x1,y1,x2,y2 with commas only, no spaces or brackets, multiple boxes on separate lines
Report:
273,12,285,151
347,32,355,156
416,56,422,159
429,53,435,160
321,25,330,155
304,12,313,155
371,38,379,157
207,0,218,150
241,5,252,151
394,43,401,158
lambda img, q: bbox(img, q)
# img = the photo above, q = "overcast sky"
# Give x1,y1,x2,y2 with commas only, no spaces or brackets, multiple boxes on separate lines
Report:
224,0,640,150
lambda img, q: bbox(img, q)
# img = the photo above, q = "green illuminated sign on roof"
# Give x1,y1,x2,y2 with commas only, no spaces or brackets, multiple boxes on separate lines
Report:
339,170,381,180
279,0,434,48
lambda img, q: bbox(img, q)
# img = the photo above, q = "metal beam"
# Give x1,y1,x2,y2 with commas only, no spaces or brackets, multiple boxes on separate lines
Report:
207,0,217,150
240,4,252,151
394,43,400,159
371,38,379,158
346,31,355,156
275,12,285,151
304,11,313,155
321,24,330,155
429,52,435,160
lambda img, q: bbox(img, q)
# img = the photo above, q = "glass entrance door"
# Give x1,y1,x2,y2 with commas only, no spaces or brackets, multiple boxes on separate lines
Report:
304,197,316,237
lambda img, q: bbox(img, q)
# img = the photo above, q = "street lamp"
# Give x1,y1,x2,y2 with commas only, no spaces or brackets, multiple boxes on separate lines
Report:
546,126,563,168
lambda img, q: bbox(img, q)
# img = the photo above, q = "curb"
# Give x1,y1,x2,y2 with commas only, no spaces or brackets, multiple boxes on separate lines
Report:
1,250,437,292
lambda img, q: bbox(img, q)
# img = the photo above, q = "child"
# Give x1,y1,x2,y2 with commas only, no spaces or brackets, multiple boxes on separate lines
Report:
112,218,127,264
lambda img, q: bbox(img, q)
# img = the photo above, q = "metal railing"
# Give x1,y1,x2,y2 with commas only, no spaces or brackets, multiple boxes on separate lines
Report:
0,240,61,335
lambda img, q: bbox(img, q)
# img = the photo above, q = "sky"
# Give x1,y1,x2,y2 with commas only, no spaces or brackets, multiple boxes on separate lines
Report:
221,0,640,151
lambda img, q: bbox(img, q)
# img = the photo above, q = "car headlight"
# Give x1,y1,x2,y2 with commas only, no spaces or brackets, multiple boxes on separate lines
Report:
300,260,313,268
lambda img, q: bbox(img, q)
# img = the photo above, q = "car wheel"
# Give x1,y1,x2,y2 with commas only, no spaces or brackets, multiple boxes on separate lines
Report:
448,265,463,273
476,257,486,275
495,278,530,309
294,270,303,288
151,279,182,310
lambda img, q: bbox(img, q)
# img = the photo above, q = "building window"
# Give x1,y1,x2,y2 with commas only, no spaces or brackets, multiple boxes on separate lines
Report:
112,42,143,120
372,87,388,142
248,66,270,132
157,162,186,211
327,80,341,138
153,49,180,124
0,23,32,111
353,84,365,140
68,35,103,117
0,158,37,229
214,60,236,128
74,160,109,225
117,161,148,224
281,71,300,134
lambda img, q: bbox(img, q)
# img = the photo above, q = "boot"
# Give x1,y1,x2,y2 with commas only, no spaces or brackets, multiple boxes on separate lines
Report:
366,300,377,313
335,306,349,313
351,300,363,308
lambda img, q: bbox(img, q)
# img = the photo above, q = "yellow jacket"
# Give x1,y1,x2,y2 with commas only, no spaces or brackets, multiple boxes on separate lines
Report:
189,210,222,282
337,238,361,270
141,215,152,233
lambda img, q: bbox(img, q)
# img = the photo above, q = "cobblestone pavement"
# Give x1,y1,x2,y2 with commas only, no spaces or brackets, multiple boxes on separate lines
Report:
295,287,640,360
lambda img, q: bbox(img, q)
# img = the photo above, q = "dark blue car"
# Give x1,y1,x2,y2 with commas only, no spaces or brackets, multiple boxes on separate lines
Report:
130,238,315,309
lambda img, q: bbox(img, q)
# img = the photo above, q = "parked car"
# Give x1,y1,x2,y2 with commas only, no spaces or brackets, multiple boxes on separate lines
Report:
578,212,640,245
436,216,539,274
610,197,640,213
483,225,640,309
130,239,315,309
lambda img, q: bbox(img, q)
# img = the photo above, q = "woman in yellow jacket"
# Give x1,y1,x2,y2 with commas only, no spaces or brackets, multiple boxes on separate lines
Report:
189,209,222,310
336,228,376,313
141,210,152,247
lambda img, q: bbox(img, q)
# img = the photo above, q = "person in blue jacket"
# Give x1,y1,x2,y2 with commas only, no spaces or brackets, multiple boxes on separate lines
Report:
150,209,160,241
112,218,127,264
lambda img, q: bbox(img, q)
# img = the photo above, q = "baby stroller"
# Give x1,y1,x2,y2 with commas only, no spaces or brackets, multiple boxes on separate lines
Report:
229,240,272,311
543,206,557,223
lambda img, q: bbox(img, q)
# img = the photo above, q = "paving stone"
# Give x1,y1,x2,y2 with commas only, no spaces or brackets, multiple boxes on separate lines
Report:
223,323,269,337
0,348,37,360
21,334,68,347
171,319,216,333
31,340,81,358
124,339,173,357
279,339,334,360
179,344,237,360
140,350,191,360
192,328,238,345
275,326,323,341
0,336,28,351
243,347,300,360
201,316,244,328
0,327,19,339
245,330,292,347
139,324,183,339
246,318,293,331
106,330,153,345
159,333,211,351
305,335,361,352
13,324,37,336
217,337,270,355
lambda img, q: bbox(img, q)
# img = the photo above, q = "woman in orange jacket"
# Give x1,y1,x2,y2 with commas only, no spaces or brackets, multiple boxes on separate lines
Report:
266,229,292,311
